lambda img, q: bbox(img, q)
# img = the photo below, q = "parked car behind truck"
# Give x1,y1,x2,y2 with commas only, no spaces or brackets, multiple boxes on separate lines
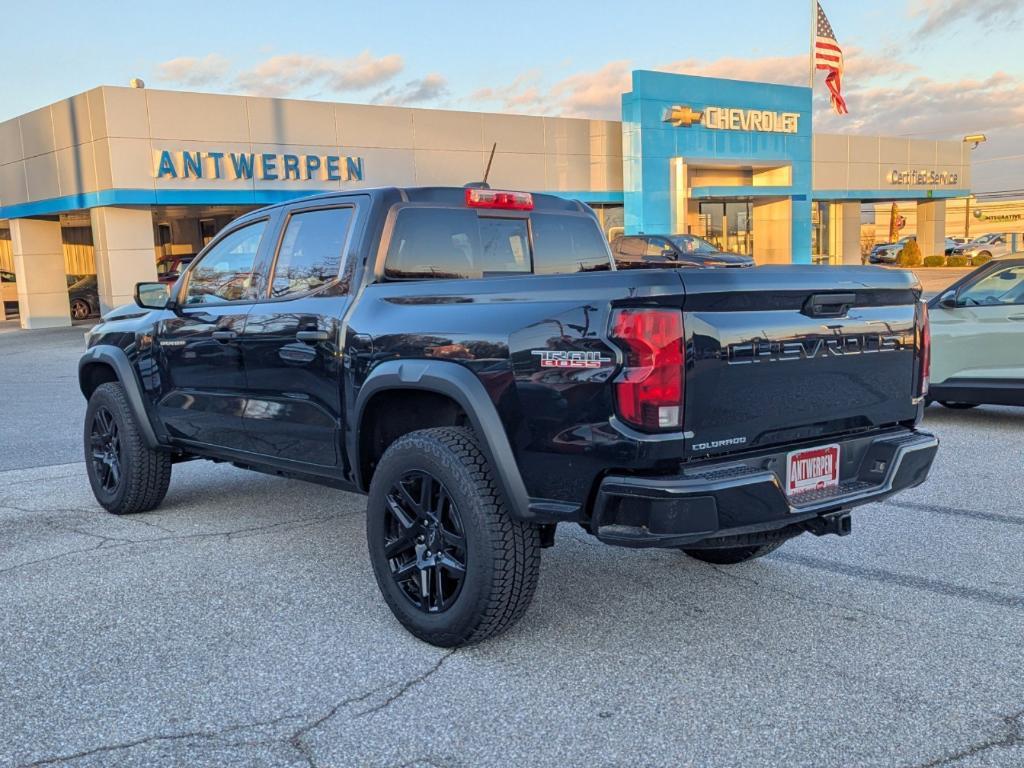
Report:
79,186,938,646
952,233,1013,263
928,257,1024,408
612,233,753,269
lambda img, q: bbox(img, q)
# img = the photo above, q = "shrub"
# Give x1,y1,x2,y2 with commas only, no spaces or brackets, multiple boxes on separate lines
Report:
971,253,992,266
946,255,968,267
897,240,923,267
922,255,946,267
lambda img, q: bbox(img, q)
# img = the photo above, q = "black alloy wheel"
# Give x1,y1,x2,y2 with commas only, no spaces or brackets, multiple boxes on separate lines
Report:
366,427,541,647
382,470,468,614
89,405,122,493
83,382,172,515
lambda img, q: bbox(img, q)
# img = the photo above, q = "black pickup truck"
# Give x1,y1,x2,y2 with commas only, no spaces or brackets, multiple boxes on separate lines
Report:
80,186,938,646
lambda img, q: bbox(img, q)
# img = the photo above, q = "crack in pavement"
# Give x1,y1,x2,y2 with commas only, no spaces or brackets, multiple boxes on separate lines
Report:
356,650,457,719
15,663,455,768
0,513,342,579
908,709,1024,768
287,682,392,768
14,713,301,768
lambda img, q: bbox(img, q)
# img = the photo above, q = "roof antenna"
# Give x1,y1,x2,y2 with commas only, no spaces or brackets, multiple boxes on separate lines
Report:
464,142,496,189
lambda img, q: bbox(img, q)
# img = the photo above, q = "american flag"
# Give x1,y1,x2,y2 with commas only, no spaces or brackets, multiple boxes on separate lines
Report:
815,2,848,115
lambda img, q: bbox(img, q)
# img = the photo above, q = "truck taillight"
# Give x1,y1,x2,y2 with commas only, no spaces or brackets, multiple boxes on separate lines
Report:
464,188,534,210
917,301,931,398
609,308,684,431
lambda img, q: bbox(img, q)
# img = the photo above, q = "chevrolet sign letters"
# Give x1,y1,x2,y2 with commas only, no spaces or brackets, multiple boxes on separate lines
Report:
663,105,800,134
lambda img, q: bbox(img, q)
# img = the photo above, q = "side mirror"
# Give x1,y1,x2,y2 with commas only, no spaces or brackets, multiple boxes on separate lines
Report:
135,282,172,310
937,290,958,309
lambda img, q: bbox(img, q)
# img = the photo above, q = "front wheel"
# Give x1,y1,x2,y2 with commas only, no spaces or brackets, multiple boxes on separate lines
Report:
84,382,172,514
366,427,541,647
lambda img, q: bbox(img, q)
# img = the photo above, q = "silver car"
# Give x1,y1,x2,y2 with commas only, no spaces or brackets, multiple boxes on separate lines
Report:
952,233,1014,263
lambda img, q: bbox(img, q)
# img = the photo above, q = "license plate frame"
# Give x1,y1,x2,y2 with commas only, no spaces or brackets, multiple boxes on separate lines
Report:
786,443,841,497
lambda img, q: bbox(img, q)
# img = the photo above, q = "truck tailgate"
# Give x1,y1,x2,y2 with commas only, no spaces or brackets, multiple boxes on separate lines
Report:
680,266,924,458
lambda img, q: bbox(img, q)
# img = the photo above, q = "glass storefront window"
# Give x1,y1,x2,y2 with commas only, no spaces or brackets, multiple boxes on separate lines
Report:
697,201,753,256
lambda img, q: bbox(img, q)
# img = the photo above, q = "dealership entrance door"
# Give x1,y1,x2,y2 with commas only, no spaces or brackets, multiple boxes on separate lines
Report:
696,201,753,256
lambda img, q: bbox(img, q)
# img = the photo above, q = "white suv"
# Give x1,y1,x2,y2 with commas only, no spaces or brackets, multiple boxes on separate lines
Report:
928,257,1024,408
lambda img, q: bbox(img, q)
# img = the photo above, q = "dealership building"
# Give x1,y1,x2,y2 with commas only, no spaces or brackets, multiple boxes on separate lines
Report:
0,69,973,328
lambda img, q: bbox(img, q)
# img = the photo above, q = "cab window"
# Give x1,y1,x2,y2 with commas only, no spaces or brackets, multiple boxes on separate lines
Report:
531,213,611,274
183,221,266,305
959,264,1024,306
384,208,529,279
270,207,354,297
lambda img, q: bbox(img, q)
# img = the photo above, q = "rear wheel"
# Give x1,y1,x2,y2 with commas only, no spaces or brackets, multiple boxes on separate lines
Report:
939,401,979,410
366,427,541,647
84,382,171,514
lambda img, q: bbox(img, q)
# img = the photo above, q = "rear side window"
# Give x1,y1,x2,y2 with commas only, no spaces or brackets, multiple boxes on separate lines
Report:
384,208,610,280
531,213,612,275
270,207,353,297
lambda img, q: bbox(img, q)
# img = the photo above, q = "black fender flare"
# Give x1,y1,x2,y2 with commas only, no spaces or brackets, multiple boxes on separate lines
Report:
79,345,164,449
353,359,532,521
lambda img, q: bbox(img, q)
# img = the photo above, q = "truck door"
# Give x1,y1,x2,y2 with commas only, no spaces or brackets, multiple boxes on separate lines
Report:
238,202,359,470
155,217,272,450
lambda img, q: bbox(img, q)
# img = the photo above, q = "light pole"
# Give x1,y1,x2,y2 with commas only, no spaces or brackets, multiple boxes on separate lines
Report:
962,134,987,241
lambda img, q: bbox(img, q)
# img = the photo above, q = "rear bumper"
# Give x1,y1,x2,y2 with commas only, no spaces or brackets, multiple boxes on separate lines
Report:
592,428,938,548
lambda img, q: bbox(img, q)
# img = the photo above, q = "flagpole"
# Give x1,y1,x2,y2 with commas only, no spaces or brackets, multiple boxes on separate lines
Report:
809,0,816,89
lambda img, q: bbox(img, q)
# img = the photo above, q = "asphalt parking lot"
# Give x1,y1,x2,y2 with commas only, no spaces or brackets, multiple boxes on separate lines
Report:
1,323,1022,768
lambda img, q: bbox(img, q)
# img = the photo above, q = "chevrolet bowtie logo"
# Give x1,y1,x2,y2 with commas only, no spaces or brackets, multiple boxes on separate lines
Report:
662,105,704,127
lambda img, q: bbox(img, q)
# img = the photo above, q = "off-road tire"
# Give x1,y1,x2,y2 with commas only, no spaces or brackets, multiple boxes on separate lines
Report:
366,427,541,647
84,382,171,514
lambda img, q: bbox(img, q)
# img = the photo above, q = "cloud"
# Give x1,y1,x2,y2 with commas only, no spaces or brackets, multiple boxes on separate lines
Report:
912,0,1023,36
372,74,449,106
813,70,1024,192
468,49,911,119
814,71,1024,137
470,70,547,113
233,51,404,97
154,54,231,87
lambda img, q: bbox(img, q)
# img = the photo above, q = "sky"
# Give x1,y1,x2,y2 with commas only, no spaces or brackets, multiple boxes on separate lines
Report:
3,0,1023,193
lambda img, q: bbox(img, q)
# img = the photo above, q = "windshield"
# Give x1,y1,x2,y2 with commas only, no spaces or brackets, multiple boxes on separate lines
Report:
668,235,718,254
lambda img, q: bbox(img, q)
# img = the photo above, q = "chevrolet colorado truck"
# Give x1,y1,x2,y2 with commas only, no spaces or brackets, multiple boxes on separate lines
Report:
79,186,938,647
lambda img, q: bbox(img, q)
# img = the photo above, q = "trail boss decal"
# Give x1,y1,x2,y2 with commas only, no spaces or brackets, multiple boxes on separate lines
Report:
532,350,613,369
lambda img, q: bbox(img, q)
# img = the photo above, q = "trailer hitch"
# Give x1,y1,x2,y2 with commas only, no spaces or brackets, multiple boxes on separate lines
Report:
802,510,852,537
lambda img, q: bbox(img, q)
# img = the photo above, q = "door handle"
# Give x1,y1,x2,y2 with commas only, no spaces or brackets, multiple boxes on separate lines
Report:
211,330,238,342
296,330,330,343
1007,314,1024,322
